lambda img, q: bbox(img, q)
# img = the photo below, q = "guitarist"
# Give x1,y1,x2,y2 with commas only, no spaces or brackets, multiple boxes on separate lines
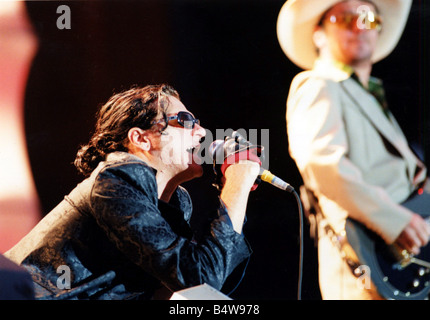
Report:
278,0,430,299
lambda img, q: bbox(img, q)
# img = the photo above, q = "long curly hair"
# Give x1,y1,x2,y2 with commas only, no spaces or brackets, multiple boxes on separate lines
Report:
74,84,180,176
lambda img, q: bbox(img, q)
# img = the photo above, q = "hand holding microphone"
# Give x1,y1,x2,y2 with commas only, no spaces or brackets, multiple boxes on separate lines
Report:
212,132,261,234
209,131,294,193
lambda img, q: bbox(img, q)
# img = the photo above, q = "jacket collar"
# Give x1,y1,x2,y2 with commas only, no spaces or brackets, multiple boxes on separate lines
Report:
313,59,353,82
104,151,193,218
322,64,426,184
106,151,147,164
313,59,400,141
313,59,383,88
104,151,157,174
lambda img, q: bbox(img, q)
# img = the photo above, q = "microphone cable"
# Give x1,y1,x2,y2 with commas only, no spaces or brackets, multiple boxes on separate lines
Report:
261,171,303,300
291,188,304,301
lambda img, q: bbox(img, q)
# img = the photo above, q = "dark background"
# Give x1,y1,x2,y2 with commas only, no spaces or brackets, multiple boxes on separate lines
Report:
23,0,429,300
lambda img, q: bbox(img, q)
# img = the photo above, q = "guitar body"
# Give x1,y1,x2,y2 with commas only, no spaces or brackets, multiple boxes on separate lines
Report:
345,218,430,299
344,191,430,300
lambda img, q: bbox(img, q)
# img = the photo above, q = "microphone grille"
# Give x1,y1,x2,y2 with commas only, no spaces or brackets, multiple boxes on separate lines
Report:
208,140,225,161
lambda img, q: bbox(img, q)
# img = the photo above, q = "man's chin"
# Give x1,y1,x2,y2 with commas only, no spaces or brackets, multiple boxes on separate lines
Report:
347,49,374,65
187,163,204,178
176,162,203,183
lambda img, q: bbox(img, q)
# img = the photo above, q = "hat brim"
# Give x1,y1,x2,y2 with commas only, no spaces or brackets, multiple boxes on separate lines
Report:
276,0,413,70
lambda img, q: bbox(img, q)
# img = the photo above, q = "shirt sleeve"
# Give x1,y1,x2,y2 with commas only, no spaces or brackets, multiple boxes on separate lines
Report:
90,162,251,292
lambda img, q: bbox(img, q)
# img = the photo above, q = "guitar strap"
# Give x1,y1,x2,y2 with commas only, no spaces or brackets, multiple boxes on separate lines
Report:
299,185,363,273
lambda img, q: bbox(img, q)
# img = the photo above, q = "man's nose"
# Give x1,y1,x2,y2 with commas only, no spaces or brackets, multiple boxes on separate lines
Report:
193,123,206,138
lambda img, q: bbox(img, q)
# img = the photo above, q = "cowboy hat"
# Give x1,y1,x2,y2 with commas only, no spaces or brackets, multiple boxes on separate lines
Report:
276,0,412,70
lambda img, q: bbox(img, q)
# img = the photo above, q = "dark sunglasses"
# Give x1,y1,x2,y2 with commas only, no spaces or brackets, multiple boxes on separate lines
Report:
324,11,382,32
152,111,200,129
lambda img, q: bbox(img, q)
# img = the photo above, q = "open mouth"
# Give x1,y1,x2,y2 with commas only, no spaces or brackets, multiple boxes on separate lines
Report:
186,145,203,165
186,145,199,154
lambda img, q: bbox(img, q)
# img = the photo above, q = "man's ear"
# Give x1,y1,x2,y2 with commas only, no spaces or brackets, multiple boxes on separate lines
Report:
127,127,151,151
313,26,327,51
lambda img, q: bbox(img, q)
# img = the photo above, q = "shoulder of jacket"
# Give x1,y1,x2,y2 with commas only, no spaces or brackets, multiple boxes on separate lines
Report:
290,70,340,95
93,152,155,177
92,154,158,196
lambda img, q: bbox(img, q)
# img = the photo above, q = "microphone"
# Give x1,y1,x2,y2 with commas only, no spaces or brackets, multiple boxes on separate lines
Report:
208,139,294,193
259,168,294,193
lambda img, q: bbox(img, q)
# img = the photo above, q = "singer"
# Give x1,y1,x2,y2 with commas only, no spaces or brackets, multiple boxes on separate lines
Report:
5,84,260,300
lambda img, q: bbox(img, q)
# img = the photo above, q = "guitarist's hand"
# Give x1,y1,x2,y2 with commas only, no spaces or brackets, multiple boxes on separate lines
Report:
395,213,430,255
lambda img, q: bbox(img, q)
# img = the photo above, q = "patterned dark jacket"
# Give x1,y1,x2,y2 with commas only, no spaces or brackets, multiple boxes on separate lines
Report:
5,152,251,299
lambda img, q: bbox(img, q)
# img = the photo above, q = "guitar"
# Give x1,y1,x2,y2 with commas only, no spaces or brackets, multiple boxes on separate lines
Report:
344,201,430,300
